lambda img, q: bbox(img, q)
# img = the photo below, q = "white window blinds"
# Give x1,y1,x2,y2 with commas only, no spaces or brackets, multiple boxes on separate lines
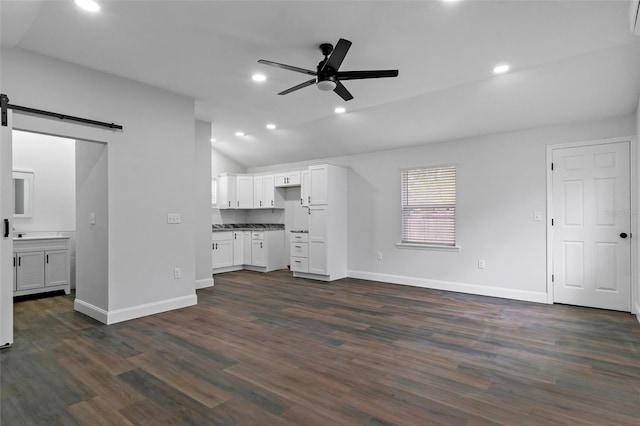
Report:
401,166,456,246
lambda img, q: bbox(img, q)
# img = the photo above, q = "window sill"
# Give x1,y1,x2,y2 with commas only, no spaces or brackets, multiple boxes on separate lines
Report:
396,242,461,252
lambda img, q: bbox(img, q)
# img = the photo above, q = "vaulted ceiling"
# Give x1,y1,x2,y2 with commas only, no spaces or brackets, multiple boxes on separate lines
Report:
1,0,639,167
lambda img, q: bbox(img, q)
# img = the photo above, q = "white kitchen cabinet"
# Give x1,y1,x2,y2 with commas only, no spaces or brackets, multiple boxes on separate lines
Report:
251,240,265,267
301,169,310,207
308,206,328,274
293,164,347,282
217,174,253,209
309,165,329,205
245,230,285,272
217,174,236,209
212,232,233,268
253,174,284,209
233,231,243,266
243,231,252,264
236,175,254,209
13,237,70,296
289,232,309,273
275,171,301,187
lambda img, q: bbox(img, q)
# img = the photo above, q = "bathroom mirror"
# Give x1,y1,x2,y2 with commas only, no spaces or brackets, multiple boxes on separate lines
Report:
13,171,34,218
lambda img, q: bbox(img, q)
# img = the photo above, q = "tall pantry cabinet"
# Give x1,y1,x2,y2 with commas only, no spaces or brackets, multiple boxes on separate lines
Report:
294,164,347,281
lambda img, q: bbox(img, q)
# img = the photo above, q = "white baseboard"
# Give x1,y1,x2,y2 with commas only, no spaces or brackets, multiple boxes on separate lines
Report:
196,277,214,289
75,294,198,325
74,298,109,324
347,270,549,304
635,301,640,324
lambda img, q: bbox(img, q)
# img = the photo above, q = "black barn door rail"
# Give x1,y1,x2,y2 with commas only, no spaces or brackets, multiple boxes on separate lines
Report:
1,93,123,130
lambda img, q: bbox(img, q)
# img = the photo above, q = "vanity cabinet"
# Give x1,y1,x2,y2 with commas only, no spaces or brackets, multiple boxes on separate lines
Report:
13,237,70,296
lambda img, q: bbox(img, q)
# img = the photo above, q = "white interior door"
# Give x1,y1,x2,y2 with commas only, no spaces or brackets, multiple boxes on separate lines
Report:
0,111,14,346
552,141,631,311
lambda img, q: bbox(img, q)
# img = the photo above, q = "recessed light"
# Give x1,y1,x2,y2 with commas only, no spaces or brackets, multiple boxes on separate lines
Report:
252,74,266,82
334,107,346,114
493,64,510,74
75,0,100,12
235,131,245,137
210,138,216,143
266,123,276,130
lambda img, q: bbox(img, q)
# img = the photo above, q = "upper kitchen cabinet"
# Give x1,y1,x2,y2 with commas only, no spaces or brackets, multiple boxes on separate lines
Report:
254,174,284,209
236,175,254,209
217,174,236,209
217,173,253,209
275,171,301,188
301,169,310,207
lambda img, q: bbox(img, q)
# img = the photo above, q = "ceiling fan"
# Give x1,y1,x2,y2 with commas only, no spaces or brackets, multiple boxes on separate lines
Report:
258,38,399,101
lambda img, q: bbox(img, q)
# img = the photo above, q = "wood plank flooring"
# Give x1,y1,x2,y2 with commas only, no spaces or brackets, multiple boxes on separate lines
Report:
1,270,639,425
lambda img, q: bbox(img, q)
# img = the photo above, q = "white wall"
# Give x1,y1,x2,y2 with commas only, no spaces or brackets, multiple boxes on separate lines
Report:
75,141,108,311
636,97,640,320
195,120,213,288
12,130,75,233
1,47,197,323
250,114,636,303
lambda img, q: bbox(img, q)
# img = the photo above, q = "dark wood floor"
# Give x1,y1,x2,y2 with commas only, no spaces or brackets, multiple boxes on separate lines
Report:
1,270,639,425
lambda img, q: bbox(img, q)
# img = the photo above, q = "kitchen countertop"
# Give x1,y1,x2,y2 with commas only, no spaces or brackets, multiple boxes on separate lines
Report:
212,224,285,232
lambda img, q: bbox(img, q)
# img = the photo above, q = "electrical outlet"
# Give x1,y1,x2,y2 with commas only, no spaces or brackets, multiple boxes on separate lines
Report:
173,267,181,279
478,259,485,269
377,252,383,261
89,212,96,225
167,213,181,224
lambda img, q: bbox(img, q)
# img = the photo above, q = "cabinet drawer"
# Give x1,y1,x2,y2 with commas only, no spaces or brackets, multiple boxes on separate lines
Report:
290,256,308,273
290,242,308,258
252,232,264,240
212,231,233,241
289,232,308,243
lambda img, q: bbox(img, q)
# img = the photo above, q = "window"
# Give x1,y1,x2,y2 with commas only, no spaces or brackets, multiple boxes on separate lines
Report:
401,165,456,246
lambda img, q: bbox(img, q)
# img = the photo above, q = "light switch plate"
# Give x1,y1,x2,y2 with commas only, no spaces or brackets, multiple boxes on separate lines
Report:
167,213,181,224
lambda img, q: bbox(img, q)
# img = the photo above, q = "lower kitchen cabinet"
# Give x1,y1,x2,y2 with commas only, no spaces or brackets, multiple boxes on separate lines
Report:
13,237,71,296
212,232,233,268
212,230,285,274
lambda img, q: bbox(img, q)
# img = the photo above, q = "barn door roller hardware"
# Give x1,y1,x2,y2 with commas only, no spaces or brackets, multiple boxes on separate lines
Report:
1,93,123,130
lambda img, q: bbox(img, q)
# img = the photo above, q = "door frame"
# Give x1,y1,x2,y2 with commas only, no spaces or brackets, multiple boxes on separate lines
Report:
1,112,113,347
546,136,636,313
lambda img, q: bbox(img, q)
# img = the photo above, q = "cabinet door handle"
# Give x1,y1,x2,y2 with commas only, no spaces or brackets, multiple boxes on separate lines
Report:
271,200,274,206
237,201,239,207
260,200,262,207
18,256,21,267
295,260,301,263
212,243,214,249
13,257,15,267
260,242,263,248
228,201,231,207
46,255,49,264
300,198,303,205
3,218,8,238
308,196,311,204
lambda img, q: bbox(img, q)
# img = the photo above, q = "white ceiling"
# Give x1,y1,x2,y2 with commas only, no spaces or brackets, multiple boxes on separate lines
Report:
1,0,639,167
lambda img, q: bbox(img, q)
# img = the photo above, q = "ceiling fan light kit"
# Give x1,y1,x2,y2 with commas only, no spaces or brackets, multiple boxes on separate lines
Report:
258,38,399,101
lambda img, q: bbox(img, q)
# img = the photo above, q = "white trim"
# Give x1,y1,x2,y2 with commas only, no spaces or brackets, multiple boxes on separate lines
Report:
212,265,243,274
75,294,197,325
74,298,109,324
347,270,548,304
546,136,635,311
396,243,461,252
635,301,640,324
196,277,214,289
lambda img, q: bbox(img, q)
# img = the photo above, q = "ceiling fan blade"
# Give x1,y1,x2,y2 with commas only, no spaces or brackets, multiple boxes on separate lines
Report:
322,38,352,72
333,81,354,101
258,59,317,76
278,79,317,95
336,70,399,80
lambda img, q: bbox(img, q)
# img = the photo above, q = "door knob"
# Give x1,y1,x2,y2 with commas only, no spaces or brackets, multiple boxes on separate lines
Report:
620,232,628,239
